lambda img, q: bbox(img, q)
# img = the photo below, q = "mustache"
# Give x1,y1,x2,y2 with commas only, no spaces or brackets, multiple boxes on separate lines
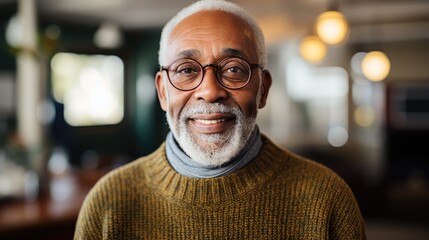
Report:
180,102,240,117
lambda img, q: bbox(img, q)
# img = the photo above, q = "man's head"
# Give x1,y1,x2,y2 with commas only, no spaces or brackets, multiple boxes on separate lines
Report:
155,0,272,167
158,0,267,68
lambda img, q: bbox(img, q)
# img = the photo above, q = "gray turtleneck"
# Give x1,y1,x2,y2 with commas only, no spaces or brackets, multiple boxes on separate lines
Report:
165,127,262,178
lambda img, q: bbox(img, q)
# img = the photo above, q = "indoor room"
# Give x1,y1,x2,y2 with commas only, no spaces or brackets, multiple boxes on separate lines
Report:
0,0,428,239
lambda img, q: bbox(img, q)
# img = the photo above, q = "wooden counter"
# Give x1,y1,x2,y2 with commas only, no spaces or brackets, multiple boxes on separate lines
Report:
0,170,104,240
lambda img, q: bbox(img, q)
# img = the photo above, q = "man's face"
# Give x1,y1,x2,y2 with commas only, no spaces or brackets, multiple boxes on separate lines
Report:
155,11,271,166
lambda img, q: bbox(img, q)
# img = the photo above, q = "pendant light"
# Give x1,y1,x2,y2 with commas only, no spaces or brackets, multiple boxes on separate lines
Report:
361,51,391,82
299,35,327,64
315,1,349,45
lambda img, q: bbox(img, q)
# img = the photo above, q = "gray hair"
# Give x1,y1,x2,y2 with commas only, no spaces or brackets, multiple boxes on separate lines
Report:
158,0,267,68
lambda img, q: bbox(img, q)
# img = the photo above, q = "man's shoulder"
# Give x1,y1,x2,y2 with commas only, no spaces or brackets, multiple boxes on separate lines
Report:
262,135,349,188
87,143,166,197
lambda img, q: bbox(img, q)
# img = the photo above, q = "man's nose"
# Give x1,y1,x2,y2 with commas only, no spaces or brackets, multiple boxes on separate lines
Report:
193,68,228,102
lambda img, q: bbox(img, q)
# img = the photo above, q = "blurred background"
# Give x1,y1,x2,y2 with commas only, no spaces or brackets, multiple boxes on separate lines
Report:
0,0,428,239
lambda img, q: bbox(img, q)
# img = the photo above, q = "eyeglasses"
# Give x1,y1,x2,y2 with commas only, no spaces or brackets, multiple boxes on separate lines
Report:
160,57,263,91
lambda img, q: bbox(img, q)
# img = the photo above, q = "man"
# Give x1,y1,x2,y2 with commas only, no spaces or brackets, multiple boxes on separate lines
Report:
74,0,366,239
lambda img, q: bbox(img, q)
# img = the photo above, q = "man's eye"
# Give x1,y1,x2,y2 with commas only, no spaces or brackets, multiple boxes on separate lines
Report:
225,67,244,73
174,62,200,75
177,68,196,74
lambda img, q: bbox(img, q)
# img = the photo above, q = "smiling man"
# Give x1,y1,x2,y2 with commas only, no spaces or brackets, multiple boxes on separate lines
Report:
74,1,366,239
157,9,271,171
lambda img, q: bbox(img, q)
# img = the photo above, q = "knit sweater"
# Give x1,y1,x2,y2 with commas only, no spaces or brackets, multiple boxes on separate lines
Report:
74,136,366,239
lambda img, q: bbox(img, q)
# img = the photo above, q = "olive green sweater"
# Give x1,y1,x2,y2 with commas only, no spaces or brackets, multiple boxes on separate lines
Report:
74,136,366,239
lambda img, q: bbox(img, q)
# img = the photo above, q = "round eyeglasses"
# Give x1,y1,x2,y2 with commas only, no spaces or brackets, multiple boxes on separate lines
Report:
160,57,263,91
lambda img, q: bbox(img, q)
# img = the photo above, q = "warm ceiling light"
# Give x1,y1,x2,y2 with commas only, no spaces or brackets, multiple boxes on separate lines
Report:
354,105,375,127
299,35,327,64
315,11,349,45
361,51,391,81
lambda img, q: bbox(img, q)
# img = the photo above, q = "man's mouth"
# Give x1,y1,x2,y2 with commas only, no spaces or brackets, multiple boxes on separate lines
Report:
188,114,235,134
193,118,226,125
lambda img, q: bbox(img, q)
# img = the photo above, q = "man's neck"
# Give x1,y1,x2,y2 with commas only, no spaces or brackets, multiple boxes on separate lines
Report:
165,127,262,178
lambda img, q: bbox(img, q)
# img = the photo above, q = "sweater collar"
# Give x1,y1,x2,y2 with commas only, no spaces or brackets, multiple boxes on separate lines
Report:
142,135,287,206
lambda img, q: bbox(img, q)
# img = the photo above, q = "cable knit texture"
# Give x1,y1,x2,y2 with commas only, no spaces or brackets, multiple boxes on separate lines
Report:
74,136,366,239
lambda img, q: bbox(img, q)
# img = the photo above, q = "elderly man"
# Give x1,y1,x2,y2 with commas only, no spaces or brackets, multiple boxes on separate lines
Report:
74,0,366,239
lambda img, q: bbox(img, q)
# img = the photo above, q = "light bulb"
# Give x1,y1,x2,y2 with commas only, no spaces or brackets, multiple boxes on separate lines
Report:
316,11,349,45
299,36,327,64
354,105,375,127
362,51,391,81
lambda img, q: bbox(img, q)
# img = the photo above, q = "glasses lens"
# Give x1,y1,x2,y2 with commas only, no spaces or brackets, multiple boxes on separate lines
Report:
219,58,251,89
169,59,201,90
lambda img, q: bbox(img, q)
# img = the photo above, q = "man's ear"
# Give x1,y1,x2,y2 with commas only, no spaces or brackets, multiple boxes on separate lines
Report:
258,70,272,109
155,71,168,111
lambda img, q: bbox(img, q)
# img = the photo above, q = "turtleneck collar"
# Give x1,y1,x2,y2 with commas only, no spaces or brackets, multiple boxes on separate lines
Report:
165,127,262,178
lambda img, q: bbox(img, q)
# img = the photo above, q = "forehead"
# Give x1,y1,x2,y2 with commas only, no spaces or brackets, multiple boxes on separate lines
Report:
167,11,257,62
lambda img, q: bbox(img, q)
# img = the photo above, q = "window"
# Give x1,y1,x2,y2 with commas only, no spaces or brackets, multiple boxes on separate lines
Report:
286,57,349,147
50,53,124,126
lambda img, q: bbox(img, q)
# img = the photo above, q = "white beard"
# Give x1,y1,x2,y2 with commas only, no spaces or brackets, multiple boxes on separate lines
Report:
166,102,256,167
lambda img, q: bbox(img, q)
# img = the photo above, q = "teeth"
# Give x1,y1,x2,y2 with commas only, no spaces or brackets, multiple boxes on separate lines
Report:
194,119,225,125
